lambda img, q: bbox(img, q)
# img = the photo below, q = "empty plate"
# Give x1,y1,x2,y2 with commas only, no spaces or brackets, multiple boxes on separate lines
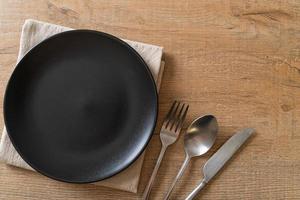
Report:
4,30,158,183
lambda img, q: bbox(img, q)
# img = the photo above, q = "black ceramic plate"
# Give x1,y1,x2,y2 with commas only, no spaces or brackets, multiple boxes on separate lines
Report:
4,30,158,183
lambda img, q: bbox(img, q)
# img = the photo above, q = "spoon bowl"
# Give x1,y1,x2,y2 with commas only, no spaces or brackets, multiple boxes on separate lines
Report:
184,115,218,157
164,115,218,200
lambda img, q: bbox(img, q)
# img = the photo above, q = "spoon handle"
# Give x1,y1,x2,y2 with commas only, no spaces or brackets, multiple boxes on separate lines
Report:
142,144,167,200
163,155,190,200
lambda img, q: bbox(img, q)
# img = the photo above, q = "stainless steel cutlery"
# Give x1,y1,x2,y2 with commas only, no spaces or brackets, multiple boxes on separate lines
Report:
142,101,189,200
184,128,254,200
143,101,254,200
163,115,218,200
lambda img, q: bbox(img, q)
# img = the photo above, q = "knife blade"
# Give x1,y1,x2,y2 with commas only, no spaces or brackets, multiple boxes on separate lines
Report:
185,128,254,200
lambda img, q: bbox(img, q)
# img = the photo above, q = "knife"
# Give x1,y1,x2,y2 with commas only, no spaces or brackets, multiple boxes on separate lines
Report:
184,128,254,200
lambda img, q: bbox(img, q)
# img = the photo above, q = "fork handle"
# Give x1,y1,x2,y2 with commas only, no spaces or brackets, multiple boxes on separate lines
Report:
142,144,167,200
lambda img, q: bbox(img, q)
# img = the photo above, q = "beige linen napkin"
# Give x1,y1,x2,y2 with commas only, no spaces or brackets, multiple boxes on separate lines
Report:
0,19,164,193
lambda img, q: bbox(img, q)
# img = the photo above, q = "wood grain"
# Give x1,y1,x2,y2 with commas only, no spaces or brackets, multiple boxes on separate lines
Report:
0,0,300,199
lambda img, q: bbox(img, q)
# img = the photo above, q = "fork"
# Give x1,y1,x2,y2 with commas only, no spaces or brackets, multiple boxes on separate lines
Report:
142,101,189,200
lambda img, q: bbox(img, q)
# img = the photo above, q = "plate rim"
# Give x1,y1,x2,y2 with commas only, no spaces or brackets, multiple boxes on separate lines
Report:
3,29,158,183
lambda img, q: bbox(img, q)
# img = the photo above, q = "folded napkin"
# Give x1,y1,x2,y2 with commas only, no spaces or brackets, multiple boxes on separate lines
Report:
0,19,164,193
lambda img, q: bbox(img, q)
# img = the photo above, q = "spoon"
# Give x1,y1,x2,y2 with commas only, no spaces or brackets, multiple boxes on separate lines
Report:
163,115,218,200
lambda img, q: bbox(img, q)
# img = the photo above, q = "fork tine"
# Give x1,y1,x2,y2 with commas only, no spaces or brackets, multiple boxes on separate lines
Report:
163,101,177,128
175,104,189,133
164,101,180,128
167,101,181,129
170,103,185,130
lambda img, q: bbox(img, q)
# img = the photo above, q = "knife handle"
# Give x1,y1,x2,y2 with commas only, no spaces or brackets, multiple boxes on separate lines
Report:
185,179,207,200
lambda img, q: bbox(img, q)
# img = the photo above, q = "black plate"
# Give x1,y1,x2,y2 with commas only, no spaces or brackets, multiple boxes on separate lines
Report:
4,30,158,183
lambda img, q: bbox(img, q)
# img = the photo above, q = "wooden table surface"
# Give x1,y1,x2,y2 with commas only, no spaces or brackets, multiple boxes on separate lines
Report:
1,0,300,199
